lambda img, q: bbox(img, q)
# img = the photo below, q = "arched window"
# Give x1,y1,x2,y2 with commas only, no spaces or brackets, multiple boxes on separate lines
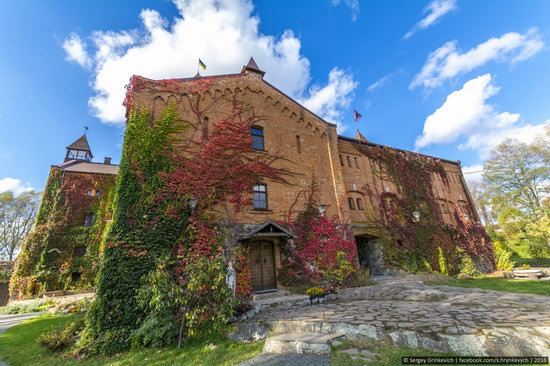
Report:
354,157,360,169
348,197,356,210
339,154,344,166
251,126,264,150
347,155,352,167
356,198,364,210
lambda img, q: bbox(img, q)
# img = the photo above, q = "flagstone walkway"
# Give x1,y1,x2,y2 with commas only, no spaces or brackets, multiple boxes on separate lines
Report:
235,279,550,357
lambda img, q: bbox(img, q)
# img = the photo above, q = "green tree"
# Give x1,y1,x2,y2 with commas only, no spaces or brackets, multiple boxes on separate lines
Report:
483,131,550,258
0,191,41,261
484,138,549,217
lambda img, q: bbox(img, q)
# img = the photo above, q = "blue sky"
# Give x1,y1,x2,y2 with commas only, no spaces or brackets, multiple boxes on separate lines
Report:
1,0,549,193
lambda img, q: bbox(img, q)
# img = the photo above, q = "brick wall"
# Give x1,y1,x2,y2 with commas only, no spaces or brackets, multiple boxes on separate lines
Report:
129,69,479,233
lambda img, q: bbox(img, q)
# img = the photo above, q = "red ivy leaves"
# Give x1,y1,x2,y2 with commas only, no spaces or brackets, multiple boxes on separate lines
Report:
288,211,357,281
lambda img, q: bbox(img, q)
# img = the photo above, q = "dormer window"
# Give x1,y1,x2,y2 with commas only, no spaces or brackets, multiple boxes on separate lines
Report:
251,126,265,151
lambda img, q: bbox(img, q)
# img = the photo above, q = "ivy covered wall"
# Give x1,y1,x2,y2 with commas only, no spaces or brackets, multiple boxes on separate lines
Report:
11,169,116,298
355,144,496,274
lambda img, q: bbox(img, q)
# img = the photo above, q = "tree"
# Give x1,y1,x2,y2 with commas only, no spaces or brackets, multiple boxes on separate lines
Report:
467,180,495,225
483,131,550,258
0,191,41,261
483,137,549,218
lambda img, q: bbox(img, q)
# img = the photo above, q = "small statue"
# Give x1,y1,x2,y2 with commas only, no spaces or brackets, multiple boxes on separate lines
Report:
226,261,236,297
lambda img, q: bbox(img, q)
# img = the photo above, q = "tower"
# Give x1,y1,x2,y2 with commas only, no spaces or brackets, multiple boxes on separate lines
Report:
64,133,93,162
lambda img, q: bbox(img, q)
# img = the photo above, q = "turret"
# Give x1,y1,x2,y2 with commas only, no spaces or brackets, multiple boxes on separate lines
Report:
64,133,93,162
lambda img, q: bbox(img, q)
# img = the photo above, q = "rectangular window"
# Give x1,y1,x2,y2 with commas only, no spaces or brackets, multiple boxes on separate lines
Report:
339,154,344,166
347,155,352,167
251,126,265,151
253,184,268,210
348,197,356,210
354,157,360,169
83,213,95,227
296,135,302,154
356,198,364,210
73,246,87,258
203,117,209,139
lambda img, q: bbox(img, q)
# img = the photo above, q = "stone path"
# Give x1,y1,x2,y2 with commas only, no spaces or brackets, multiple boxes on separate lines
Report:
236,353,329,366
235,279,550,357
0,312,44,334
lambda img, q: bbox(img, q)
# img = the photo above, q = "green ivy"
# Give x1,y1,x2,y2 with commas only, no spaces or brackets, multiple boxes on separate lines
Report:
11,167,116,298
78,107,188,355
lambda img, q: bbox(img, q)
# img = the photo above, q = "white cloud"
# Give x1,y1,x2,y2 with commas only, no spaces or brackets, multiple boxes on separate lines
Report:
0,178,34,196
62,0,357,128
331,0,360,21
301,68,357,132
462,121,550,158
415,74,499,148
62,33,91,68
367,74,391,92
411,29,543,89
415,73,549,159
404,0,456,39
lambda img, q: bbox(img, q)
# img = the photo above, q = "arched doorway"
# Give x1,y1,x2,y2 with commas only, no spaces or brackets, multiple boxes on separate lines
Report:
355,234,384,275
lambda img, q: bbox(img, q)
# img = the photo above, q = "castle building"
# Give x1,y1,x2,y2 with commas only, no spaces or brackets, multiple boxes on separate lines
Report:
12,58,492,297
10,134,118,297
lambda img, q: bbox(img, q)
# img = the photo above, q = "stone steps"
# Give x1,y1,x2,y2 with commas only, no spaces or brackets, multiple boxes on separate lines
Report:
263,332,344,355
251,290,290,301
238,294,310,321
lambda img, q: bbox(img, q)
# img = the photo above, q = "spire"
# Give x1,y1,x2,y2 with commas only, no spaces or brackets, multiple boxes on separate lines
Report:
65,133,93,162
241,57,265,77
355,129,368,142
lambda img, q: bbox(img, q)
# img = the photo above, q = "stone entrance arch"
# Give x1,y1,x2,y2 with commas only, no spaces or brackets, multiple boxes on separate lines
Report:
355,234,384,275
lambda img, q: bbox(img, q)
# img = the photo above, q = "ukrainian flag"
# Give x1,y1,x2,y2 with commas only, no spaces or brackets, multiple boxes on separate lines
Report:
199,59,206,70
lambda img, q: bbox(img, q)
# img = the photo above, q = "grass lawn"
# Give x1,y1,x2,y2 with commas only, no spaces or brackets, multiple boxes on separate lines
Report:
331,341,455,366
429,276,550,296
0,314,263,366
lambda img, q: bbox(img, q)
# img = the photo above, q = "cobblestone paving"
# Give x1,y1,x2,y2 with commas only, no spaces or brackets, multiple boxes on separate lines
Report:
236,353,329,366
258,281,550,326
237,280,550,356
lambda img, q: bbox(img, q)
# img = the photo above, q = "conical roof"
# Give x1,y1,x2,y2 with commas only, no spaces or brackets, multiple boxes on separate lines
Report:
355,130,368,142
241,57,265,76
66,134,93,157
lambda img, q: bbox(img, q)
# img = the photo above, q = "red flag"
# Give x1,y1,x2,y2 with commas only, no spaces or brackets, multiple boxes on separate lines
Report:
354,110,362,122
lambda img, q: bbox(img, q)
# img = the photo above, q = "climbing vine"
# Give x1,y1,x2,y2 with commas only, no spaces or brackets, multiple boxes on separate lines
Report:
79,91,290,354
359,145,495,274
280,181,358,289
10,169,115,298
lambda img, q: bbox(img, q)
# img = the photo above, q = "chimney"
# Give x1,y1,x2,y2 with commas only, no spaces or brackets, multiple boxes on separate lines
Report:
104,157,112,165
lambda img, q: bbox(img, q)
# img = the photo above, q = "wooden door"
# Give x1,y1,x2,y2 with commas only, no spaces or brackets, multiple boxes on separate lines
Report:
249,241,276,292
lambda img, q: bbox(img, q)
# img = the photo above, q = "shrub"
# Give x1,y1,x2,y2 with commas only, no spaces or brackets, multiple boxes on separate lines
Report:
325,251,356,288
0,298,55,315
496,250,515,271
459,254,479,277
131,259,182,348
39,316,85,353
353,268,371,287
306,287,325,297
437,247,448,275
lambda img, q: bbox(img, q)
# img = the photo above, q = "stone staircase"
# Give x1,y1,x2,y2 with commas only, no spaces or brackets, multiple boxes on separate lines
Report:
238,291,310,321
263,332,344,355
